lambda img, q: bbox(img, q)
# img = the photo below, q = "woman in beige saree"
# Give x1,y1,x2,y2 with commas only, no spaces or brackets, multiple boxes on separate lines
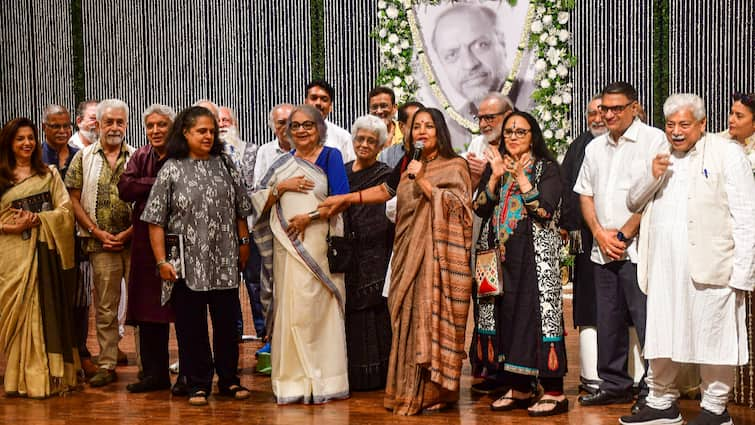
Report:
0,118,78,398
251,105,350,404
320,107,474,415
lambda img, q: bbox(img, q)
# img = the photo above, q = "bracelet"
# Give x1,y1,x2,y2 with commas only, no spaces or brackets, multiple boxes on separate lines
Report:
156,259,168,268
238,236,251,245
308,210,321,221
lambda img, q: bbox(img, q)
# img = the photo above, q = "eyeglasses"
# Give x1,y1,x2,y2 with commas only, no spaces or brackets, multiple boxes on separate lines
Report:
475,112,506,123
369,103,392,111
45,123,73,131
290,121,316,131
353,135,379,146
598,102,634,114
503,128,531,138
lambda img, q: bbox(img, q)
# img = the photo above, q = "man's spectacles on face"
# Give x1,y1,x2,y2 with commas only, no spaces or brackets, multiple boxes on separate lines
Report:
290,121,316,131
274,119,288,128
598,102,635,115
44,123,73,131
369,103,392,112
475,112,506,123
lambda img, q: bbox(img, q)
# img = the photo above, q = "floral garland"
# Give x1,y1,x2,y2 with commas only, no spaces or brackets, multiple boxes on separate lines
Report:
373,0,575,153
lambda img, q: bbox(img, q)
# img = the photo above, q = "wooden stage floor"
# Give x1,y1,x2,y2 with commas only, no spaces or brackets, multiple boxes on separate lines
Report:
1,287,754,424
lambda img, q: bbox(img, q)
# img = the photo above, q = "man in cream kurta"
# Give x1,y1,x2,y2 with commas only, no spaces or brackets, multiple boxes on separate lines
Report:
621,94,755,425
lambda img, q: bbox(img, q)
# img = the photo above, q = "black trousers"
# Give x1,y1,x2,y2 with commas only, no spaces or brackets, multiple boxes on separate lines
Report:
74,305,91,359
501,371,564,394
594,260,648,395
172,281,240,393
134,321,170,384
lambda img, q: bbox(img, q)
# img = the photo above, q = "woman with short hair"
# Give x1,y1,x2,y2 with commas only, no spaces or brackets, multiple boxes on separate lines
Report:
142,106,252,406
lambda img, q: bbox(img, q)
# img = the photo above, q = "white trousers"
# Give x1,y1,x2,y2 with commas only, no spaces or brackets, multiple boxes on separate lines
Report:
646,358,733,415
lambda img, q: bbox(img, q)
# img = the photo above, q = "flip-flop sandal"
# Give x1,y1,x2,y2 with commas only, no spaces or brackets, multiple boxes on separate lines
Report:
490,393,538,411
188,390,209,406
527,397,569,417
218,384,251,400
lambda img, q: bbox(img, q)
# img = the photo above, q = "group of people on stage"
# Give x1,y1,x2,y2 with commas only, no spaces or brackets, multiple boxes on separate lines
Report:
0,78,753,424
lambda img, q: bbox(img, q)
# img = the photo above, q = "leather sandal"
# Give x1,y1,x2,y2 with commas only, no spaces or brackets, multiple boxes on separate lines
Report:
528,397,569,417
188,390,209,406
490,392,538,411
218,384,251,400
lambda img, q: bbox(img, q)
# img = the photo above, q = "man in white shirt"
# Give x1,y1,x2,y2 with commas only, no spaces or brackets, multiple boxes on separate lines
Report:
575,82,667,410
304,79,356,163
252,103,294,188
69,99,99,149
620,94,755,425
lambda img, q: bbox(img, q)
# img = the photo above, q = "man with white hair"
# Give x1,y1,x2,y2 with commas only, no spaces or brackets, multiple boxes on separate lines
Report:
65,98,135,387
620,94,755,425
253,103,294,187
464,92,513,188
304,80,356,162
560,94,607,395
69,99,99,149
218,106,247,169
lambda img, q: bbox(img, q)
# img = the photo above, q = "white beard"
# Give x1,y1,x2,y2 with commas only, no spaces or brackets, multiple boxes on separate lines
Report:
220,127,243,151
104,135,124,146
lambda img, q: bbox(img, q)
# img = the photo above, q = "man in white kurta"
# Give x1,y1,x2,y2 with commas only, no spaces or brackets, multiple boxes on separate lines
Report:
621,94,755,425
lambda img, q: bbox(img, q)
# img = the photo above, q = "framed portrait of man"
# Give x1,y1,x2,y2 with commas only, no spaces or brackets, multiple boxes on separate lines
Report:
411,0,536,151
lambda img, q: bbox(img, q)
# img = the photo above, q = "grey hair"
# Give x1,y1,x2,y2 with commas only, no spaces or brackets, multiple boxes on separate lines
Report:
43,104,70,123
351,115,389,148
663,93,706,120
219,106,238,126
96,99,129,122
142,104,176,124
479,92,514,113
267,103,295,131
193,99,219,117
286,104,327,145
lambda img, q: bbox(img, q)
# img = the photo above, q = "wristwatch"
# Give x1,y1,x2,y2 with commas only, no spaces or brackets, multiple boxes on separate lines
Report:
616,231,629,242
238,236,251,246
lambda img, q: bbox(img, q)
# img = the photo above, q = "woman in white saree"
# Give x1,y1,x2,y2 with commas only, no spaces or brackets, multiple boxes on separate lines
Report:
251,104,350,404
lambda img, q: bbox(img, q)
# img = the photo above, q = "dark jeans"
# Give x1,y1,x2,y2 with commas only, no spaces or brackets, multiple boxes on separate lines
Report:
135,321,170,383
172,281,241,393
74,305,91,359
236,239,265,338
594,260,648,396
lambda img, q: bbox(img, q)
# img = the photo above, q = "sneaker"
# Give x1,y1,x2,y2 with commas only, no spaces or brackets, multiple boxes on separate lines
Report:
687,409,733,425
256,342,270,357
89,368,117,387
619,404,683,425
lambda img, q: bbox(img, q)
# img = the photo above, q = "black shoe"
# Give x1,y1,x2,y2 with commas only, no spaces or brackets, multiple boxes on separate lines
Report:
171,376,190,397
619,404,682,424
471,379,507,395
578,390,633,406
632,397,648,415
687,408,733,425
126,376,171,393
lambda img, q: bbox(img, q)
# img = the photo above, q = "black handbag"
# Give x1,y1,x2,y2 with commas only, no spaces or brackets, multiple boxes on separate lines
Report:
325,148,354,273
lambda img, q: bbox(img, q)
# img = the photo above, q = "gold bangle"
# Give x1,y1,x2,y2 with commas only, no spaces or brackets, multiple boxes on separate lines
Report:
156,259,168,268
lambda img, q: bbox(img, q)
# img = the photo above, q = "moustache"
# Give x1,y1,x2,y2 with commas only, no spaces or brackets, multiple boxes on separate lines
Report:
671,134,685,141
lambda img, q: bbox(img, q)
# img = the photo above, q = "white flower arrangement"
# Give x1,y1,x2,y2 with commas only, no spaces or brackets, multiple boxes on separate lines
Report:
373,0,575,153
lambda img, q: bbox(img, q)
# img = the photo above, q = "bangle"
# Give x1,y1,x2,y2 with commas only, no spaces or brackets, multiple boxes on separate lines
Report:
358,190,363,205
156,259,168,268
308,210,321,220
238,236,251,246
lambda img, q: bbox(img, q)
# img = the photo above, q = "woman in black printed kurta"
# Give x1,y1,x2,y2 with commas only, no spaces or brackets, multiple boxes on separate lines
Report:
473,112,567,417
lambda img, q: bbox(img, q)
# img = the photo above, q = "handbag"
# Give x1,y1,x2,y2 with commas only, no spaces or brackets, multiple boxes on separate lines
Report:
475,246,503,297
325,148,354,273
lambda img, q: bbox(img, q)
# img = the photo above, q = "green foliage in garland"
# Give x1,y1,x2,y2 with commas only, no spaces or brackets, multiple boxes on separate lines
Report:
70,0,85,105
310,0,325,79
652,0,670,127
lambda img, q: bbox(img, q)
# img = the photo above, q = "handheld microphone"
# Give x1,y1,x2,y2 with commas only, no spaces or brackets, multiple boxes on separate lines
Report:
408,142,424,180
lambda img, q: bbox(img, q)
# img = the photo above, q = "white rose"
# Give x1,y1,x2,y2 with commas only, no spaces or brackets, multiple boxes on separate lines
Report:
380,44,390,53
534,59,547,72
404,75,414,85
379,28,387,38
539,33,548,43
547,35,558,46
391,45,401,55
555,129,565,139
540,79,551,89
537,6,546,14
542,15,553,27
558,11,569,24
556,64,568,77
400,20,407,28
558,29,570,42
388,34,399,44
378,0,387,9
386,5,399,19
551,95,562,106
400,39,410,49
542,111,552,122
531,20,544,34
561,92,573,104
394,87,405,100
392,76,402,86
543,129,554,139
548,69,557,79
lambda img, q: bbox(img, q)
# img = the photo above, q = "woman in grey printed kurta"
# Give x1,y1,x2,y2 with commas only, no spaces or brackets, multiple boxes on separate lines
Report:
142,106,252,406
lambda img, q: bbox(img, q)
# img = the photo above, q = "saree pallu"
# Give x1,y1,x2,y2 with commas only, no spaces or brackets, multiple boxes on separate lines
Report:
252,154,349,404
0,168,78,398
384,156,473,415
